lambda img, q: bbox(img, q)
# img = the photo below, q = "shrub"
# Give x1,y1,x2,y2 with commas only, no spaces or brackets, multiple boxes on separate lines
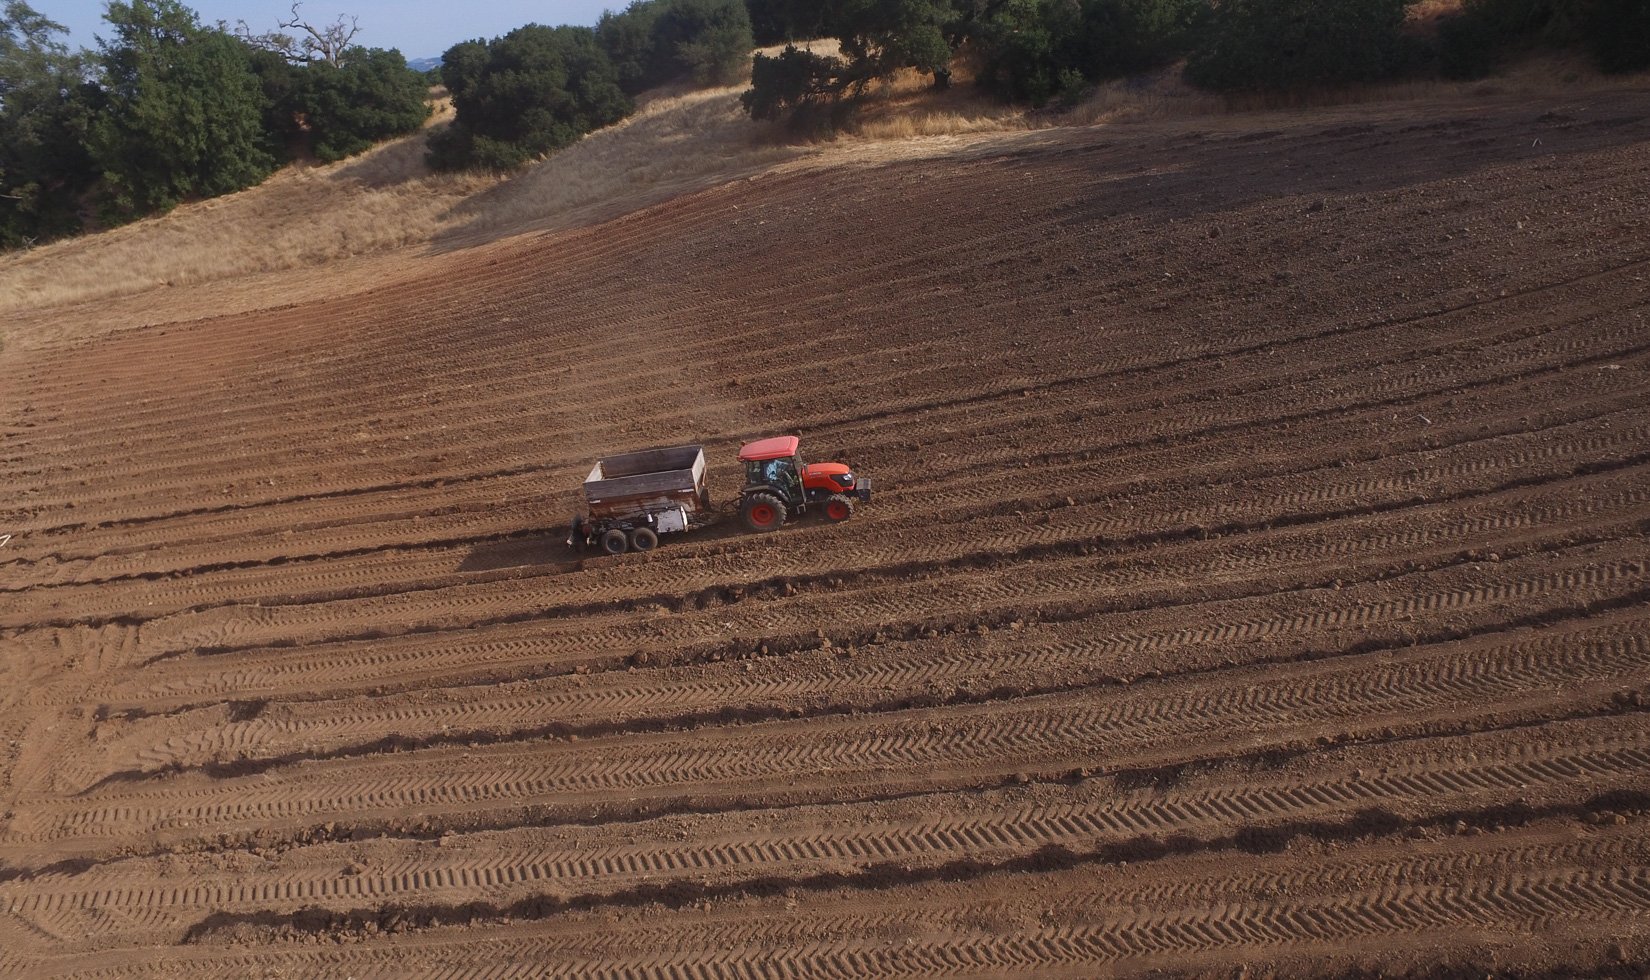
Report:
91,1,277,218
741,43,848,121
973,0,1205,105
299,48,431,162
601,0,754,94
1436,0,1647,78
1436,7,1503,78
430,24,630,171
0,1,100,246
661,0,755,85
1185,0,1414,91
745,0,827,44
1585,0,1650,73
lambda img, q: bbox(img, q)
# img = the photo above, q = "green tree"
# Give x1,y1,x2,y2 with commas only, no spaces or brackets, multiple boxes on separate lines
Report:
744,0,827,44
971,0,1205,105
1586,0,1650,73
600,0,753,94
429,24,630,171
0,0,98,245
90,0,276,218
659,0,753,85
245,43,303,147
299,47,430,162
969,0,1081,104
436,38,488,93
742,0,962,123
1185,0,1413,91
831,0,962,88
740,42,849,120
1439,0,1650,77
597,1,665,92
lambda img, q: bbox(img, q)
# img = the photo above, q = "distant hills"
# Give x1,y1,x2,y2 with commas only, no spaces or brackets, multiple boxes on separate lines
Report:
408,56,442,73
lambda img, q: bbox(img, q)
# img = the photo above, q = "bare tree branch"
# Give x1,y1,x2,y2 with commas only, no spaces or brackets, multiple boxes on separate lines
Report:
235,2,360,66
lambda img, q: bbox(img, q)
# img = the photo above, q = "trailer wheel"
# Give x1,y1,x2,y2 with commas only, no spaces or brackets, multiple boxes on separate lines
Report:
629,527,659,552
741,492,787,532
600,529,629,555
824,494,855,523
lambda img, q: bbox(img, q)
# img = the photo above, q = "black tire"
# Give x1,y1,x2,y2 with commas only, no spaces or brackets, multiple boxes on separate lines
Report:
600,528,629,555
629,526,659,552
823,494,855,523
740,491,787,532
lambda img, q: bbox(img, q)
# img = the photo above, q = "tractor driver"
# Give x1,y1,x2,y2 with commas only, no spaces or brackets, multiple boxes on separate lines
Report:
764,458,802,499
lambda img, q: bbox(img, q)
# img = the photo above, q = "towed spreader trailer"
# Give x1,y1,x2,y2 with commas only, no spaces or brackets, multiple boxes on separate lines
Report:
567,444,710,555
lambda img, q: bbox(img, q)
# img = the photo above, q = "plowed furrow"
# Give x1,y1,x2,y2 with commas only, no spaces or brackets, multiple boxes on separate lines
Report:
7,374,1643,620
15,606,1647,855
9,718,1647,947
12,249,1645,532
107,459,1650,668
85,554,1650,782
90,470,1650,716
13,824,1650,977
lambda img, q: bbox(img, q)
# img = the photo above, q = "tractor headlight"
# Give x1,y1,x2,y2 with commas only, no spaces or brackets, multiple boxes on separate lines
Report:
835,473,854,486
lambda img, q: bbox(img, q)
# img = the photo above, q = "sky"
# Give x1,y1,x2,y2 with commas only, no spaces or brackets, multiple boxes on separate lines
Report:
38,1,618,61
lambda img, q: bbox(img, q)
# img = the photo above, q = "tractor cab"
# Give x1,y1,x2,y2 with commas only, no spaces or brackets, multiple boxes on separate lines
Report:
737,436,872,532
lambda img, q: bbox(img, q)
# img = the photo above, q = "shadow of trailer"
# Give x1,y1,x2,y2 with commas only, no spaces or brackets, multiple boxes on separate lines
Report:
568,444,710,555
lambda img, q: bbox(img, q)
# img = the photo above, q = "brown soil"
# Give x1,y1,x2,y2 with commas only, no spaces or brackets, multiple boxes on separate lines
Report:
2,89,1650,978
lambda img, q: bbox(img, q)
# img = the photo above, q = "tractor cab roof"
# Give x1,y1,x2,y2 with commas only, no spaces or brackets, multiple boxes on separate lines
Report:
738,435,800,461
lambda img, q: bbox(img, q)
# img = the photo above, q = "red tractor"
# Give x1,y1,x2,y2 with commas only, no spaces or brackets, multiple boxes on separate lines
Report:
737,436,872,532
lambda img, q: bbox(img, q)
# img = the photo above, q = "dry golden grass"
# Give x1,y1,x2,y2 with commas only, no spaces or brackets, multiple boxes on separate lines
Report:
0,85,821,320
441,84,820,247
0,117,495,315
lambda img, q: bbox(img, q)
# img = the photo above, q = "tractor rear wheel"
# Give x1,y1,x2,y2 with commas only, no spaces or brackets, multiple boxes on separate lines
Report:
628,526,659,552
823,494,855,522
741,492,787,532
600,529,629,555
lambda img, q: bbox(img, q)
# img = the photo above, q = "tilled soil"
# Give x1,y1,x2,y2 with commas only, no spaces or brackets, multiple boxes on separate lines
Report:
2,91,1649,978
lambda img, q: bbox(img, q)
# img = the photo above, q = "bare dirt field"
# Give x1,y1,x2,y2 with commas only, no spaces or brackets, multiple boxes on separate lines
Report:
2,88,1649,977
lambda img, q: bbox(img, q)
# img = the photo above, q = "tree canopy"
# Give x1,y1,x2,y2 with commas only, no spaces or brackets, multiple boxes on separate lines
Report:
91,0,278,218
429,24,631,170
0,1,98,245
298,47,431,162
599,0,754,94
0,0,434,244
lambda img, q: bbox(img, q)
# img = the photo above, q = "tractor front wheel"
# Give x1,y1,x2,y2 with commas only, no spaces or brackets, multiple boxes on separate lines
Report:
823,494,855,523
741,492,787,532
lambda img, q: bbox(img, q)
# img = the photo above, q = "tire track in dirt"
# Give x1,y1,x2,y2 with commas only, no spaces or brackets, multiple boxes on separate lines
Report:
9,210,1645,534
6,717,1648,948
14,601,1650,856
9,293,1636,584
77,553,1650,785
13,820,1649,977
5,93,1650,978
6,316,1643,600
104,455,1650,668
7,390,1644,652
80,469,1650,717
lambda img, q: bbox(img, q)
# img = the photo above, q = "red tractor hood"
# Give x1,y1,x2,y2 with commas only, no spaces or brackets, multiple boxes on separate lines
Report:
801,461,855,492
803,462,851,480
